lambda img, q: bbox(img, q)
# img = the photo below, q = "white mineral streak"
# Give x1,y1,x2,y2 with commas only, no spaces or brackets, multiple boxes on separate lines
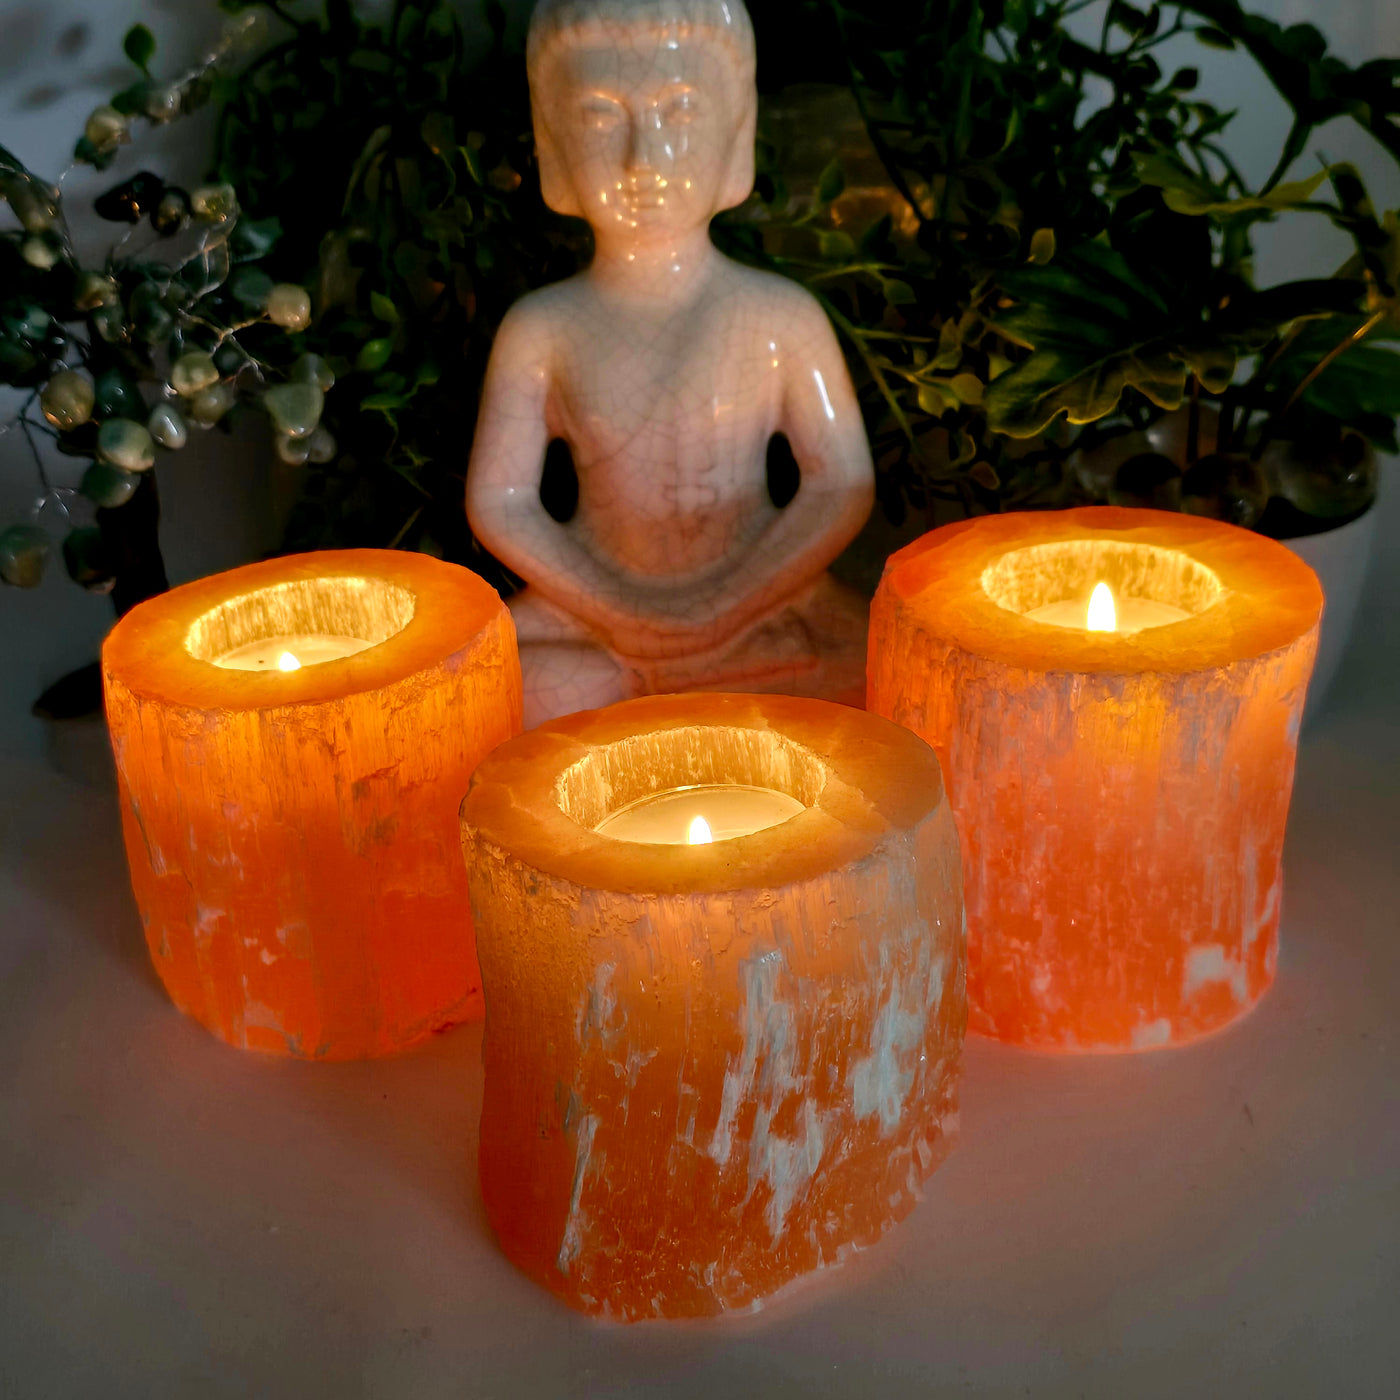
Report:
240,1000,286,1033
709,950,795,1171
870,585,1312,1048
193,904,225,947
850,951,944,1135
1182,944,1248,1003
464,700,966,1318
1131,1017,1173,1049
558,1112,599,1275
578,961,620,1048
750,1098,826,1238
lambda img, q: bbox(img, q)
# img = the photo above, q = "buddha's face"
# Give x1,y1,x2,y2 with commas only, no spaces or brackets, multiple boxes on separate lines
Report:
535,31,752,242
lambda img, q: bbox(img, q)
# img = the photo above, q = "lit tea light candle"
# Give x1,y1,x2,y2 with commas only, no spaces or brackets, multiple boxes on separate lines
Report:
212,633,374,670
869,507,1322,1052
461,692,966,1319
103,549,522,1059
1023,580,1193,634
594,783,806,844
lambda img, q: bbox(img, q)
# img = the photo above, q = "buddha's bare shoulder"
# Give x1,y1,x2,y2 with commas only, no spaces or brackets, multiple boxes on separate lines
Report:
719,258,829,316
492,277,590,350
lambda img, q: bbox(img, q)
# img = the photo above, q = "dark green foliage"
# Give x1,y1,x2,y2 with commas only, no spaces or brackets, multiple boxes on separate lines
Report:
728,0,1399,527
209,0,581,572
123,24,157,73
0,21,327,601
8,0,1395,602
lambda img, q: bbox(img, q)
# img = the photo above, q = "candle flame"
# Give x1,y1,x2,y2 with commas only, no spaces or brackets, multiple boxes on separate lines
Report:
278,651,302,672
1086,582,1116,633
687,815,714,845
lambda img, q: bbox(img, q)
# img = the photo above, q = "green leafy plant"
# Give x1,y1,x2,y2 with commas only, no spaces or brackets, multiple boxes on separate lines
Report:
0,10,329,629
8,0,1394,647
732,0,1400,534
206,0,582,580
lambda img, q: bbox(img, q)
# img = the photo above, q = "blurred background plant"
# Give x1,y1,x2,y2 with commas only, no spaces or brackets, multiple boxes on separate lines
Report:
0,11,334,711
5,0,1398,659
205,0,582,584
734,0,1400,540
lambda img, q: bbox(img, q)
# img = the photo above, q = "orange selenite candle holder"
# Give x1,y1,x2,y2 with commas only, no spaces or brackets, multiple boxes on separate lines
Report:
460,693,965,1320
868,508,1322,1052
103,549,522,1059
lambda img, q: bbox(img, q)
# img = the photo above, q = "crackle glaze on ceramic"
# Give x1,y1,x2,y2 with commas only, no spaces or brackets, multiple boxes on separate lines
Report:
467,0,875,727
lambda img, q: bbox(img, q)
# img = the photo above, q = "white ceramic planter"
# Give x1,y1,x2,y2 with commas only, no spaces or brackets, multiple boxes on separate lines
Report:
1284,505,1378,722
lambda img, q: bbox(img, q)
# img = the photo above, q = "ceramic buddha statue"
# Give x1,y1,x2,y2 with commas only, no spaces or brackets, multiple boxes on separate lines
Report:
467,0,875,727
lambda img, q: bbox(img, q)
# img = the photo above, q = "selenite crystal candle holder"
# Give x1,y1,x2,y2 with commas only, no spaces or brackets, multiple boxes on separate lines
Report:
103,549,521,1059
460,693,965,1320
868,507,1323,1052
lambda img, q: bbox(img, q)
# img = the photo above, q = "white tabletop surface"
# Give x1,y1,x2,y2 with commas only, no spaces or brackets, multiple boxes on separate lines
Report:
3,506,1397,1399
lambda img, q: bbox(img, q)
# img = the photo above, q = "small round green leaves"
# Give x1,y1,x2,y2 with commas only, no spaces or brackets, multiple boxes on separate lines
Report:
147,403,188,450
97,418,156,473
263,383,323,439
190,183,238,224
266,284,312,331
170,352,219,397
356,338,392,372
84,105,130,151
41,369,95,431
189,383,236,426
94,369,145,422
291,354,335,392
81,461,139,509
305,425,337,463
62,527,114,590
275,433,311,466
0,524,50,588
74,272,119,312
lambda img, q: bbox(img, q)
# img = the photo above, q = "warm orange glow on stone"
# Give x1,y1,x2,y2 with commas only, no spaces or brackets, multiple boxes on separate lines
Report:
461,693,965,1319
868,507,1322,1052
103,550,522,1059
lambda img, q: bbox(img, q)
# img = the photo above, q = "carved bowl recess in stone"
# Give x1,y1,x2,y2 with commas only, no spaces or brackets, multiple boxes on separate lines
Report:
460,692,966,1321
103,550,522,1060
869,506,1324,1053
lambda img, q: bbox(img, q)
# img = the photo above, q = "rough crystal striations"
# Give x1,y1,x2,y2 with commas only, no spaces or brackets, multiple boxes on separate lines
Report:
461,693,965,1319
868,508,1323,1051
103,550,522,1059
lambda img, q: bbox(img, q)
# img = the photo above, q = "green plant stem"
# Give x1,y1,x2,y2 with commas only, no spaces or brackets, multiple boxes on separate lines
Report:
802,262,899,284
17,396,51,494
1242,321,1305,405
953,2,982,164
826,1,929,230
1175,0,1400,168
1218,394,1237,453
1260,117,1310,195
1201,141,1248,195
1186,375,1202,465
1141,19,1190,51
818,294,919,450
1281,308,1385,415
387,506,424,550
